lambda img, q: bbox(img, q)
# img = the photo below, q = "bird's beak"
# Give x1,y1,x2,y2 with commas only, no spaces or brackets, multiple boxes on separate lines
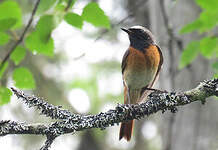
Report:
121,28,131,34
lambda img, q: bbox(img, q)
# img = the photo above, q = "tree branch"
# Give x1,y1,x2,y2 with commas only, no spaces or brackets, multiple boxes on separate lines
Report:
0,79,217,149
0,0,41,72
65,0,73,11
40,135,57,150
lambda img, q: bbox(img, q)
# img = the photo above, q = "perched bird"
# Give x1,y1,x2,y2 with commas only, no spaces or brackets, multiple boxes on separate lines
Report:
119,26,163,141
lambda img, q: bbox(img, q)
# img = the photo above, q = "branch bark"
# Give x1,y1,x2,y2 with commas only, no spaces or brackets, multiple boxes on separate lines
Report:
0,79,218,150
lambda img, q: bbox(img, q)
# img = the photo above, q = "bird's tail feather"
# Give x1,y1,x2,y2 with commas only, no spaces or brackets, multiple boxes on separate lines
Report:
119,87,140,141
119,120,134,141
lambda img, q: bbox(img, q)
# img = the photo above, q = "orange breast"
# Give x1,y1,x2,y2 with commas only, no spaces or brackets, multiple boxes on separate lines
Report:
123,45,160,89
143,45,160,69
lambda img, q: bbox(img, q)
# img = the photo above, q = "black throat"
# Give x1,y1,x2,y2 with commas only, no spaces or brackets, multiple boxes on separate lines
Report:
130,37,153,52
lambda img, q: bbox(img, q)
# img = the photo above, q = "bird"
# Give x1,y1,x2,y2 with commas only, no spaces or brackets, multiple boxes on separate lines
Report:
119,26,163,141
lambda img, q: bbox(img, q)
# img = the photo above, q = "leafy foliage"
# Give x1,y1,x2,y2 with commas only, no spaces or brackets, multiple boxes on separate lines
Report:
25,15,55,56
35,15,56,43
25,31,54,56
0,32,10,45
0,18,17,31
212,62,218,70
82,2,110,29
212,62,218,78
64,13,83,29
179,41,200,69
0,87,12,105
180,0,218,33
0,62,8,79
10,46,26,65
0,1,22,29
179,0,218,76
199,37,218,58
0,0,111,105
37,0,57,14
12,67,35,89
56,0,76,11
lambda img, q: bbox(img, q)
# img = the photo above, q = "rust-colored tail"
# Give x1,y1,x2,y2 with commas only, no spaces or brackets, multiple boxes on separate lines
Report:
119,120,134,141
119,86,140,141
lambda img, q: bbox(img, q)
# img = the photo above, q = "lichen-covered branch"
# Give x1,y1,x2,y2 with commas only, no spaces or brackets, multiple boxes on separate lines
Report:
10,87,75,120
0,79,217,150
40,135,57,150
0,120,48,136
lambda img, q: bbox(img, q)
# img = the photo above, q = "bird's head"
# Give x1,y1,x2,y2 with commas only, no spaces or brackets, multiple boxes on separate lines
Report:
121,26,155,46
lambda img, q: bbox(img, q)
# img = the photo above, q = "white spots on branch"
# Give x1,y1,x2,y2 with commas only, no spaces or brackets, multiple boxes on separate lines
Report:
100,102,116,112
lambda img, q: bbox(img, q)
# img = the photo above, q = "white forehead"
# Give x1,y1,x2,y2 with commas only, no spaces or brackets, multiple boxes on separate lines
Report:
129,26,148,31
129,25,155,43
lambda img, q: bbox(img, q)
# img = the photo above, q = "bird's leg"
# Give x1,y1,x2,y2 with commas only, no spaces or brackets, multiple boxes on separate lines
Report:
142,87,167,93
127,87,131,104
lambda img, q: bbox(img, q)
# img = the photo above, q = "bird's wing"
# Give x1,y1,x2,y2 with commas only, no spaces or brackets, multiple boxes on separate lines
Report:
121,49,130,74
149,44,163,87
139,45,163,101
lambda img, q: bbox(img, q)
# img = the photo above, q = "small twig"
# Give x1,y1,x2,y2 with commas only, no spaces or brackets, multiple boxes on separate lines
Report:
40,135,57,150
0,0,41,72
9,30,19,41
65,0,73,11
73,53,85,60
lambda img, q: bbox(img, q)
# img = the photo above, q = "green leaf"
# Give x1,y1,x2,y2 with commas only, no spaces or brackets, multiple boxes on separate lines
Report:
25,31,54,57
36,15,56,43
180,19,202,34
12,67,35,89
199,37,218,58
195,0,218,12
214,72,218,78
0,1,22,29
212,62,218,70
25,15,56,56
64,13,83,29
179,41,200,69
0,87,12,105
37,0,57,14
56,0,76,11
0,62,8,79
10,46,26,65
0,18,17,31
198,11,218,32
82,2,110,29
0,32,10,45
180,3,218,34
